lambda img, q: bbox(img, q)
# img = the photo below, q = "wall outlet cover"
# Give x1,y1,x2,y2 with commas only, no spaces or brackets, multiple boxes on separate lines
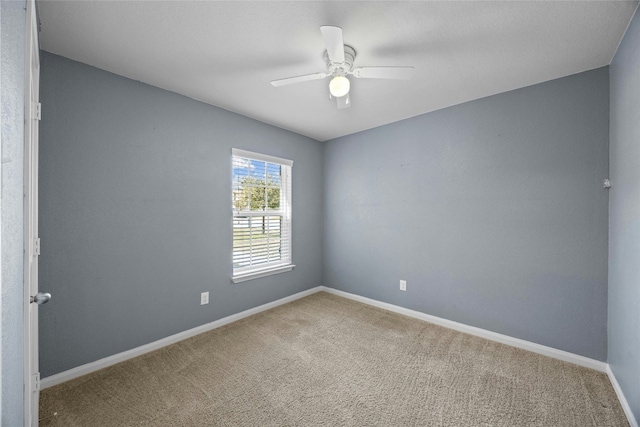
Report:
201,292,209,305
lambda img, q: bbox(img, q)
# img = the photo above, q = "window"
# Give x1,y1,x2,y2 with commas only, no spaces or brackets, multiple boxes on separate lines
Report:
231,149,293,282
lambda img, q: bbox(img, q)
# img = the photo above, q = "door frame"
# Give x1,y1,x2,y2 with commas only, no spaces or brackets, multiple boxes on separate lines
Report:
23,0,41,424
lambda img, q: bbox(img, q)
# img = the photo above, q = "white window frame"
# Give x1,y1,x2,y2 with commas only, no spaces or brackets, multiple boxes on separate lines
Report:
231,148,294,283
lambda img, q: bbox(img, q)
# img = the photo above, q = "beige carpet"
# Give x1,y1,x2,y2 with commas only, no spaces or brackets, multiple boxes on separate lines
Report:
40,292,628,426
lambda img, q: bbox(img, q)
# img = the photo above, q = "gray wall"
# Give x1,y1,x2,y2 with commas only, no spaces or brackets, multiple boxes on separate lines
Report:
609,7,640,422
324,67,610,361
1,0,26,425
39,52,324,378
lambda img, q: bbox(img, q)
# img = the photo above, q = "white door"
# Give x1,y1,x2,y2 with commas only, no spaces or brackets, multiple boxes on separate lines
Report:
24,0,47,425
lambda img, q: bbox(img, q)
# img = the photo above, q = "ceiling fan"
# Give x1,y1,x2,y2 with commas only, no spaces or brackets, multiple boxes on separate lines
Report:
270,26,414,109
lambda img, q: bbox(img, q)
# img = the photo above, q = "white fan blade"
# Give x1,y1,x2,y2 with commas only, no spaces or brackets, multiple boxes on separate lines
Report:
351,66,414,80
336,93,350,109
271,72,328,87
320,26,345,63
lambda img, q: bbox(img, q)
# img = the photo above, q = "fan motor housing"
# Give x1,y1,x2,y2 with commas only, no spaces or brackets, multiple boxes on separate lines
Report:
324,45,356,76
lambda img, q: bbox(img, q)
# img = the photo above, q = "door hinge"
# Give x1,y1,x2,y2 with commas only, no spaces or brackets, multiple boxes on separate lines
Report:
34,103,41,121
34,238,41,256
32,372,40,391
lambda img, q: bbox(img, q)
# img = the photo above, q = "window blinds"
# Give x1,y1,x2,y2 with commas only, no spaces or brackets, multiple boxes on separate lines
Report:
231,149,292,277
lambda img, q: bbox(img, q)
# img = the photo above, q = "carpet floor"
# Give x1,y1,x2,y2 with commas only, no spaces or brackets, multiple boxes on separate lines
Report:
40,291,628,426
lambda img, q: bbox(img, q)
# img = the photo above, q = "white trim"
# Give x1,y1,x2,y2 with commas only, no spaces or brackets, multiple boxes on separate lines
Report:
231,148,293,167
319,287,608,372
41,286,322,389
232,263,295,283
607,365,639,427
24,1,41,425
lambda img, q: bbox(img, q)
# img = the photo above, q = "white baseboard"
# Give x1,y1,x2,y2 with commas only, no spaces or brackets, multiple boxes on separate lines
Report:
320,286,608,372
607,365,639,427
41,286,324,389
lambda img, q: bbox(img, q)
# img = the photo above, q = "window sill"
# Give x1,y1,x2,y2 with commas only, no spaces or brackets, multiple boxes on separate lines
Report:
232,264,295,283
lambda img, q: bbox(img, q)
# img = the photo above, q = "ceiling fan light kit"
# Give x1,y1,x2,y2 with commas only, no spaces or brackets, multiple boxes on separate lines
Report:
271,26,414,109
329,75,350,98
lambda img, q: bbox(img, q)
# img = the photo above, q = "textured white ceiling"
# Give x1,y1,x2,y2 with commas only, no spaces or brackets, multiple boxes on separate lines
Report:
38,1,638,141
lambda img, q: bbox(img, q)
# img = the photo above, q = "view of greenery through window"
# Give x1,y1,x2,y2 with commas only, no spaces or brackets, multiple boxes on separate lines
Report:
232,157,284,269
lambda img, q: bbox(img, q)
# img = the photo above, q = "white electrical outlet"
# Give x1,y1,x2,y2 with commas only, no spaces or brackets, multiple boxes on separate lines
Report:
200,292,209,305
400,280,407,291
